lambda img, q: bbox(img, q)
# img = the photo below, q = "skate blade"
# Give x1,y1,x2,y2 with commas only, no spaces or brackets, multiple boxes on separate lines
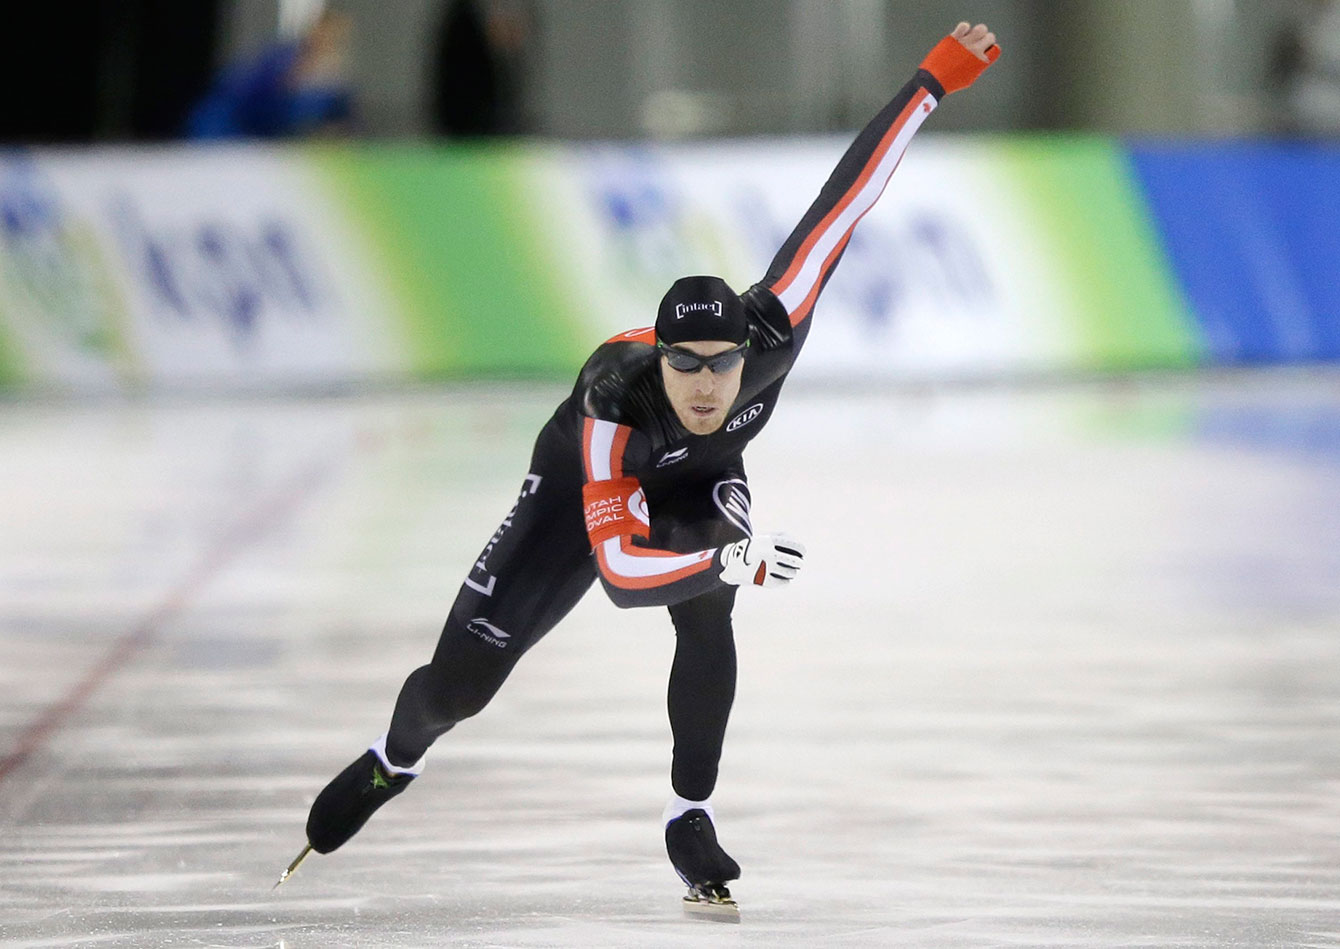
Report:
273,843,313,889
682,888,740,923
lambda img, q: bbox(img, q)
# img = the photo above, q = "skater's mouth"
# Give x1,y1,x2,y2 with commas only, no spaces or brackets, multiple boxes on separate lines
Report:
690,404,718,416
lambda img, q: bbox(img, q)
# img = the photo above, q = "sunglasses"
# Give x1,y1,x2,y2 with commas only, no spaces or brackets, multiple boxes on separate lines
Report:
657,340,750,374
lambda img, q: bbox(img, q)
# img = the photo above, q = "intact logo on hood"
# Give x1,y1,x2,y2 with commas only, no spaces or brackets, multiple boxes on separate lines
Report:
726,403,764,433
675,301,723,319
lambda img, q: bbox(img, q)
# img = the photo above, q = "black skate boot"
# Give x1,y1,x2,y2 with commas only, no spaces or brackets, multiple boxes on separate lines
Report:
666,808,741,921
305,750,415,854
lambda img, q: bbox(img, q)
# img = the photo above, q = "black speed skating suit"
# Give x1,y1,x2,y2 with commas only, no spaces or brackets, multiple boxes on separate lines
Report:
383,61,957,801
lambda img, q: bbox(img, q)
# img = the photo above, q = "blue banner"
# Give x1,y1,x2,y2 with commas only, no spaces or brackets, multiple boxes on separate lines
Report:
1129,143,1340,364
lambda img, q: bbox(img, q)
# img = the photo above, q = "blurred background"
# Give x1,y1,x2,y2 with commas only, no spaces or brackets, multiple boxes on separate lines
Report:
4,0,1340,143
0,0,1336,394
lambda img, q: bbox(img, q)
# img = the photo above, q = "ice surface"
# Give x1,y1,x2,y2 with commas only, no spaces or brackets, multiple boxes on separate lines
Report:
3,375,1340,947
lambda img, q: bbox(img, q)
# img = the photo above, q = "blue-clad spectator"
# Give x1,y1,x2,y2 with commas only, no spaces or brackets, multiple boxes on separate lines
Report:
188,10,354,139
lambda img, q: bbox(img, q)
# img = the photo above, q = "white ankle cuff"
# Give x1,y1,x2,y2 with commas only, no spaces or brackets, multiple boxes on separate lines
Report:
370,733,425,777
663,793,714,827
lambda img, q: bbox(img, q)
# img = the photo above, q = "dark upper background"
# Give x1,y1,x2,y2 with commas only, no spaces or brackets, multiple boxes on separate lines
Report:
2,0,1337,144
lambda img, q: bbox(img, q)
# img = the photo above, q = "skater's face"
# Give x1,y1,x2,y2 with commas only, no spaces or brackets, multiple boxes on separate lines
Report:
659,339,745,435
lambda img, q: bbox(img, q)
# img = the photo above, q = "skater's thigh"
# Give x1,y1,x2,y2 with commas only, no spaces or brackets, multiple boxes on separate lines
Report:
441,463,596,659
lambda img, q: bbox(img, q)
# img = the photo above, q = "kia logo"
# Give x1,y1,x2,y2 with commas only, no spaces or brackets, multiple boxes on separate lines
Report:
726,403,764,432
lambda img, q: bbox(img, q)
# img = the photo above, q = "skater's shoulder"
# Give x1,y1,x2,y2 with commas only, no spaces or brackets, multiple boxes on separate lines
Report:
741,284,793,351
602,325,656,348
576,336,660,421
585,328,657,376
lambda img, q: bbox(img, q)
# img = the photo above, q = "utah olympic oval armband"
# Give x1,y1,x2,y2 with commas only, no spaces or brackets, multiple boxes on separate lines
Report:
582,476,651,547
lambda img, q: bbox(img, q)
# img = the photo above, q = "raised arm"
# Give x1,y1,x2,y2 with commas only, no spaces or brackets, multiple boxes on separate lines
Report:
761,22,1000,335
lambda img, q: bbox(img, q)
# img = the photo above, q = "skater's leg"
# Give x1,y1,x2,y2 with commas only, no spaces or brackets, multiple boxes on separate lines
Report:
653,471,749,803
304,556,595,855
383,625,519,768
651,471,750,894
303,454,596,858
662,585,743,891
666,585,738,802
383,529,601,768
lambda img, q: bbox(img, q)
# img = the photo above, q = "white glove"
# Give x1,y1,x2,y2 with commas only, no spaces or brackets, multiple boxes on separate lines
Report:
719,533,806,588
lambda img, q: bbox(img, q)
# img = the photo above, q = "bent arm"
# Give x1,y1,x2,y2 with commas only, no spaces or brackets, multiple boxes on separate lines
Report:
581,417,726,609
761,29,999,335
594,535,723,609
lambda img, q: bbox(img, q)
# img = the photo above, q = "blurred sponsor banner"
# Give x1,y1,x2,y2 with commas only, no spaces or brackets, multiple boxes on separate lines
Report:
7,135,1305,392
309,146,595,378
1130,142,1340,365
0,148,404,392
547,135,1201,383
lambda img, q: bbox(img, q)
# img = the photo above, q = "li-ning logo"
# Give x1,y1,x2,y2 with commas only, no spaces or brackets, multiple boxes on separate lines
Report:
466,617,511,649
657,447,689,467
726,403,764,432
674,301,722,320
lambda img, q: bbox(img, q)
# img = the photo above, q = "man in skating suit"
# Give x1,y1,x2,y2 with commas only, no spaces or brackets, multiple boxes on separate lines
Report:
288,21,1000,908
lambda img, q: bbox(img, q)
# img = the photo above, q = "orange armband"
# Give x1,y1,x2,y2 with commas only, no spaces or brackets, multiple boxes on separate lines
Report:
920,35,1000,95
582,476,651,547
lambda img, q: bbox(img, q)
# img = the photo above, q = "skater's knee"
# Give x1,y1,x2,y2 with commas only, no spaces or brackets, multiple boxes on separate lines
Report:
421,644,515,722
667,586,736,639
440,674,496,723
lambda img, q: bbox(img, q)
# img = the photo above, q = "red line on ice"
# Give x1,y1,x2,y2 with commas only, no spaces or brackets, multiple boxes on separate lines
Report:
0,452,341,784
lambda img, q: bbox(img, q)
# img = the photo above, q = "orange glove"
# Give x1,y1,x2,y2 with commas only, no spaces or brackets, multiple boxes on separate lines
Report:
920,34,1001,95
